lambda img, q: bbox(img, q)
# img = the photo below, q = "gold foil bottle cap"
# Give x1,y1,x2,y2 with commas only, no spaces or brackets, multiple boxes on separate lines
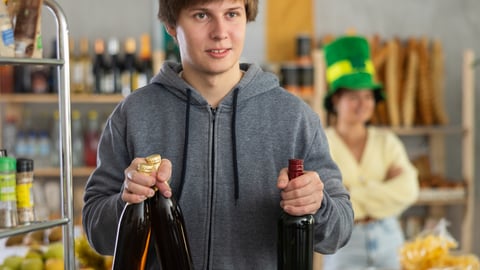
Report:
137,163,154,174
145,154,161,171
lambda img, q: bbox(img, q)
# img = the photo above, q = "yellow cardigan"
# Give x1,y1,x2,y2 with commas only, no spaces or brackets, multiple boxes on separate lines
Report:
325,127,419,220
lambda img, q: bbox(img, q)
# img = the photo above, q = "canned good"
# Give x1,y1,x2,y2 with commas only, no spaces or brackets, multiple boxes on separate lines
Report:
0,156,17,228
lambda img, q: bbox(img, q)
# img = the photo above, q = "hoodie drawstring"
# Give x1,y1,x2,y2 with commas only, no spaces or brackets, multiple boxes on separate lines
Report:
231,88,240,202
177,89,191,201
177,88,240,203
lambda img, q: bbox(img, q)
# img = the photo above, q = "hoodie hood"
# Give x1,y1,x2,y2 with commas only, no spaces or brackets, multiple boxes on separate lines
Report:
151,61,281,107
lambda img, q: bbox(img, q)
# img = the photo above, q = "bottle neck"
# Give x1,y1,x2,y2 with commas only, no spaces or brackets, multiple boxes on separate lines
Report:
288,159,304,180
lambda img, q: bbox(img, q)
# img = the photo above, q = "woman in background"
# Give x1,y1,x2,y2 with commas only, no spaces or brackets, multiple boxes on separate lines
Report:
321,36,419,270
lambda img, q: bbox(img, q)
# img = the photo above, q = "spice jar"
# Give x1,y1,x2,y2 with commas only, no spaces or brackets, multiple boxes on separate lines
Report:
0,156,17,228
16,158,35,225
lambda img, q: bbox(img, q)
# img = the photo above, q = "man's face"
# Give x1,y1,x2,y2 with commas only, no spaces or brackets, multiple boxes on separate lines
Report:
168,0,246,76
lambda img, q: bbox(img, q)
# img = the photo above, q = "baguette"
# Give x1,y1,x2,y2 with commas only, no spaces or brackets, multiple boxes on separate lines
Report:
431,39,448,124
385,39,400,126
417,37,434,125
402,38,419,127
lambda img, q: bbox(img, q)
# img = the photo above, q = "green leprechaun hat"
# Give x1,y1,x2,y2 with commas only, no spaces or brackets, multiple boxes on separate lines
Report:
323,35,385,113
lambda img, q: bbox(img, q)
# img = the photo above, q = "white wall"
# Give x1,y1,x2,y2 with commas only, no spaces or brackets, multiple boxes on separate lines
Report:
43,0,480,255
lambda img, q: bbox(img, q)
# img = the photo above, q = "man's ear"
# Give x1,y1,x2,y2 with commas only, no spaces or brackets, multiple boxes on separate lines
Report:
165,24,177,41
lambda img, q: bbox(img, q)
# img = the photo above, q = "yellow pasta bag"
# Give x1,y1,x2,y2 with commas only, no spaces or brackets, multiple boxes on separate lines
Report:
400,218,479,270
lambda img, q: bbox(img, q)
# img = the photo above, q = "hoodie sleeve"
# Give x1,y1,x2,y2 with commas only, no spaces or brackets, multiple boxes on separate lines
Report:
306,120,354,254
82,104,131,255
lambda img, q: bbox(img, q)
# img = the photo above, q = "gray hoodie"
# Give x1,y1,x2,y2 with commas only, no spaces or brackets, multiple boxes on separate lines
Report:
82,62,353,269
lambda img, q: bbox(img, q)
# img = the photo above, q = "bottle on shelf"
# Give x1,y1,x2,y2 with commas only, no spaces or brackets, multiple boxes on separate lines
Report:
84,110,100,167
112,162,153,270
70,37,85,94
36,130,51,168
121,37,138,96
137,33,153,88
14,130,28,158
79,37,94,93
92,38,109,94
146,154,194,270
0,64,14,93
278,159,314,270
2,115,17,158
107,37,122,94
71,109,84,167
0,156,18,228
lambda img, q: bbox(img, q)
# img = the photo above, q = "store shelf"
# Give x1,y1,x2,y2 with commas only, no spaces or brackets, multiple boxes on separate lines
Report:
389,126,465,136
0,219,69,239
34,166,96,178
415,187,467,206
0,93,124,104
0,57,64,66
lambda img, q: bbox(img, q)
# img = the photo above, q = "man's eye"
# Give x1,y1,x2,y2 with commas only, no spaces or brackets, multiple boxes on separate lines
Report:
195,13,207,19
227,12,238,18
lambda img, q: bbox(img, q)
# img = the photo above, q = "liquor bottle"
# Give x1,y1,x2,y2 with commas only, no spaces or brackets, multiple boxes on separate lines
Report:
92,39,108,94
70,37,85,94
145,154,194,270
112,163,153,270
136,34,153,88
84,110,100,167
79,37,93,93
107,38,122,93
278,159,314,270
121,37,138,96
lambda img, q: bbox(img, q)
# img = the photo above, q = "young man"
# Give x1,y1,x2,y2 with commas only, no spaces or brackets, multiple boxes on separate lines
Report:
82,0,353,269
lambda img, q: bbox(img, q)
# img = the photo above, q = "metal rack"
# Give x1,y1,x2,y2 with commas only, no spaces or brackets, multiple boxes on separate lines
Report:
0,0,74,268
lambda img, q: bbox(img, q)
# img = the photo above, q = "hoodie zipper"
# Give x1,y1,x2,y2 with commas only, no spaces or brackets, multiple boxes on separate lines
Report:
206,106,217,269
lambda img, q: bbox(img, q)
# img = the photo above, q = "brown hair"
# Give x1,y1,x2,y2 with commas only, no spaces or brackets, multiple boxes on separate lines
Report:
158,0,258,27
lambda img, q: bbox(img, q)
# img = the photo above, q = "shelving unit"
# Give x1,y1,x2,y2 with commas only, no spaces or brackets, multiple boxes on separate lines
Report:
0,0,75,268
311,49,475,253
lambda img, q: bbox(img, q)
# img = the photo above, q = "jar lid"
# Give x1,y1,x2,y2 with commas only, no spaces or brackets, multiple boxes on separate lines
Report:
16,158,34,172
0,157,16,172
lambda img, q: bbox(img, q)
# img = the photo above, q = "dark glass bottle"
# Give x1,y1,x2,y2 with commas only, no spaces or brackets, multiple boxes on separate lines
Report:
278,159,314,270
92,39,108,94
112,163,153,270
145,154,194,270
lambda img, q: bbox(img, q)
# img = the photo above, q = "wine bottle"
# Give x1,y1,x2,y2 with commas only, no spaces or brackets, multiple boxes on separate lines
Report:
278,159,314,270
107,38,122,94
136,34,153,88
112,163,154,270
92,39,108,94
145,154,194,270
121,37,138,96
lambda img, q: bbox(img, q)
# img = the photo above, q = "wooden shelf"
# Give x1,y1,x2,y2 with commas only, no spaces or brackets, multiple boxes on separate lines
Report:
35,166,95,178
415,187,467,206
0,93,124,104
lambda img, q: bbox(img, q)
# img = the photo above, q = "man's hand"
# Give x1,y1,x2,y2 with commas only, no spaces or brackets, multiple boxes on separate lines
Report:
122,158,173,203
277,168,324,216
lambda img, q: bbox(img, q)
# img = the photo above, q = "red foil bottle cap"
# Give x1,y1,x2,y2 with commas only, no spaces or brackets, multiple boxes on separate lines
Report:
288,159,304,180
